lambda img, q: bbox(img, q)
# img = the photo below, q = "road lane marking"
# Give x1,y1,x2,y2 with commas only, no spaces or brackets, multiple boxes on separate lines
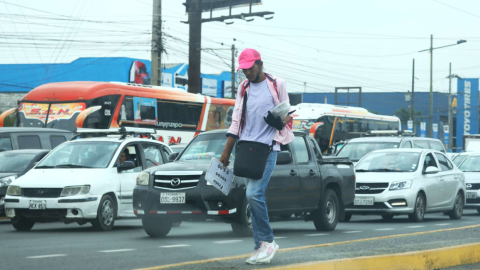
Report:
343,231,362,234
275,237,287,239
99,249,135,253
160,245,190,248
407,225,425,228
435,223,451,226
27,254,67,259
304,233,328,237
134,224,480,270
213,240,243,244
375,228,394,231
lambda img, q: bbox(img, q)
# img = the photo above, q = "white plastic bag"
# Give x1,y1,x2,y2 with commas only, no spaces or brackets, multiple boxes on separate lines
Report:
271,101,290,120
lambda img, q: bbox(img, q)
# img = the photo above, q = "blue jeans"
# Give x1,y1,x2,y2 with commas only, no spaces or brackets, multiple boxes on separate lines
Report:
245,151,278,250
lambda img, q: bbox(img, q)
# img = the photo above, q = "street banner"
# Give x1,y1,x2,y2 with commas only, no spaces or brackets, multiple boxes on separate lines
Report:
456,78,479,149
407,120,413,131
420,122,426,137
161,72,173,86
444,125,449,150
433,123,438,139
223,80,232,98
205,158,234,196
202,78,218,97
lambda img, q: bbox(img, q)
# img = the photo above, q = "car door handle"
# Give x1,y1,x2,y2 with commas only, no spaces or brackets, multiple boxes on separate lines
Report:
290,170,297,176
454,175,459,179
439,177,445,181
309,170,316,176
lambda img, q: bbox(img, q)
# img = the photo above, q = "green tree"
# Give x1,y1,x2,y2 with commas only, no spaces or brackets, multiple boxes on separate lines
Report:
395,108,422,126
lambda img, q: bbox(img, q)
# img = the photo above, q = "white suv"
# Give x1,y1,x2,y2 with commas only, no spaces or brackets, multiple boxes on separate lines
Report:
4,129,171,231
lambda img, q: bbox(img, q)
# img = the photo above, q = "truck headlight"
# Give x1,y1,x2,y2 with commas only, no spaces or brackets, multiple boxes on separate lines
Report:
136,172,150,186
0,175,17,188
6,185,21,196
389,180,412,190
60,185,90,197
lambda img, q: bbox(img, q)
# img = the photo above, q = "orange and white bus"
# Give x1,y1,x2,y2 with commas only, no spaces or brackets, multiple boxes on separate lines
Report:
0,82,235,144
291,103,401,153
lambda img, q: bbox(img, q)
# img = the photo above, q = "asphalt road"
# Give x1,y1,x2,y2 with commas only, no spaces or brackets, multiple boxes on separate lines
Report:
1,210,479,270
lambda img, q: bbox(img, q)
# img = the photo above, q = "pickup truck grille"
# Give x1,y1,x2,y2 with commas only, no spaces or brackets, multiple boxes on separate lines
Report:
355,183,389,194
22,188,63,198
153,171,203,191
466,183,480,190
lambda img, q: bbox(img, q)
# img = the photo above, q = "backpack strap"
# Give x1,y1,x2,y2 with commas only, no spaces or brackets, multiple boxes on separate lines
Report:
241,80,250,98
265,73,278,97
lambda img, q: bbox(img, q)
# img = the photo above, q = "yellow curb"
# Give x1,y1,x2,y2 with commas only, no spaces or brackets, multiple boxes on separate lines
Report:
134,224,480,270
264,242,480,270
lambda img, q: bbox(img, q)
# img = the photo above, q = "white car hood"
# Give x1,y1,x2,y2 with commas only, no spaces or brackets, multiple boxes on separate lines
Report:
464,172,480,183
356,172,417,183
13,168,113,188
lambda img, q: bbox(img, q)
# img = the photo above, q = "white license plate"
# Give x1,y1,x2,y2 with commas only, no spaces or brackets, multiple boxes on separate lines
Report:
354,197,374,206
467,192,477,199
160,193,185,204
29,200,46,210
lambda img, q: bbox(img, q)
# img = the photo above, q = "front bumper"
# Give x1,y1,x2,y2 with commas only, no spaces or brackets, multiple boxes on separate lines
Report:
4,195,99,221
465,189,480,209
345,189,416,215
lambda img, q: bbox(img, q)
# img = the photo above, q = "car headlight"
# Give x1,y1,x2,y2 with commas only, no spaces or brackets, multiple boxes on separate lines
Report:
6,185,21,196
389,180,412,190
60,185,90,197
136,172,150,186
0,175,17,188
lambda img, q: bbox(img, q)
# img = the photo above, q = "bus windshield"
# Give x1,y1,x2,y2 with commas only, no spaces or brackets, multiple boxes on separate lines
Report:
17,102,87,131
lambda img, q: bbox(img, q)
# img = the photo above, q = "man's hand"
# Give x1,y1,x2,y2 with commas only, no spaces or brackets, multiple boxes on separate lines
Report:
219,136,236,169
219,153,230,169
283,114,291,126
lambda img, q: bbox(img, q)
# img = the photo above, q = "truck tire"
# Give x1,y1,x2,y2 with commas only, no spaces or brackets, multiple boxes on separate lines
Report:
12,217,35,231
231,198,253,237
340,212,352,222
408,193,426,222
448,192,464,220
91,194,116,231
313,189,339,231
142,216,172,238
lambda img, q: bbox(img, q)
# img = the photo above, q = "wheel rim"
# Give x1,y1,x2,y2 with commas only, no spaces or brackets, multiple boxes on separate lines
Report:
326,199,336,224
246,203,252,229
455,194,463,216
101,200,114,226
416,196,424,219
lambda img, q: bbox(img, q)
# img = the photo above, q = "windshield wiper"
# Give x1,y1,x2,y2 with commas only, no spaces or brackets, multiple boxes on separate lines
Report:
369,168,400,172
355,169,370,172
35,165,55,169
55,164,92,168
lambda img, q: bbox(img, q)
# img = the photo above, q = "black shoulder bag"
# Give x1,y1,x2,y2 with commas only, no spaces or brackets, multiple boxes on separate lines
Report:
233,92,272,180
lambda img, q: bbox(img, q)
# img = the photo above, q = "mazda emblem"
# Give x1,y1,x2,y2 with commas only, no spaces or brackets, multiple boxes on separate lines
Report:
359,186,370,190
171,178,181,187
466,184,472,189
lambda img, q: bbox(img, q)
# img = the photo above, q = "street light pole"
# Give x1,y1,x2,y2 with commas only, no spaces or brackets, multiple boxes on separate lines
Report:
448,63,452,151
429,35,433,138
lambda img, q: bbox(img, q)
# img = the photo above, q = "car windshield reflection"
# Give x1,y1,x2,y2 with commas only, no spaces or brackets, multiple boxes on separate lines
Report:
178,133,235,163
337,142,399,162
459,156,480,172
356,152,421,172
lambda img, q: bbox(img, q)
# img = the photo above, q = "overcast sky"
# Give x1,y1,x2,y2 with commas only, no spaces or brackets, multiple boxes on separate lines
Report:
1,0,479,94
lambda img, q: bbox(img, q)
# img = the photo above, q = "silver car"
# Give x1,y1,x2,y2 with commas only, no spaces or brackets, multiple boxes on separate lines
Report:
457,154,480,214
345,149,466,222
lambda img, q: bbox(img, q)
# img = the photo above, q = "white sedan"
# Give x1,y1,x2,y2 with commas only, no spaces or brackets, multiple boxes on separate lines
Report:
457,153,480,214
345,149,466,222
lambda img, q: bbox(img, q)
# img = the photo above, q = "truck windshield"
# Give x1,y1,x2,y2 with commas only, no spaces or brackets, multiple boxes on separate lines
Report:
36,141,119,169
337,142,399,162
459,156,480,172
0,152,37,173
356,152,420,173
179,133,235,163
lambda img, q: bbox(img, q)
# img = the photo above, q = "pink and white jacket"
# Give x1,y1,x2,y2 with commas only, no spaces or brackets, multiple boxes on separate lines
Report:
226,73,294,146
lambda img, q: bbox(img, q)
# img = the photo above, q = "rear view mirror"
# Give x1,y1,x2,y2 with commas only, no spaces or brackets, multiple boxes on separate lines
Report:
168,152,179,162
277,151,292,165
117,161,135,172
424,166,439,174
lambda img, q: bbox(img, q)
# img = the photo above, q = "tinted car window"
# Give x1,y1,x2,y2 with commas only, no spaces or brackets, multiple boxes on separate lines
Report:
18,135,42,149
413,140,430,149
50,135,66,148
0,136,12,151
435,153,451,171
424,153,438,169
430,141,445,153
292,137,310,163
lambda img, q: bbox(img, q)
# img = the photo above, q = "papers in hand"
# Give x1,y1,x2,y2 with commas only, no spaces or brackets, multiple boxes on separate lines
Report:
205,158,234,196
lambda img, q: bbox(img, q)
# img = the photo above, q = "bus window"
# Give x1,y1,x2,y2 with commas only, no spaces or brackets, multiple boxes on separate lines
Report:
83,95,120,129
17,102,87,130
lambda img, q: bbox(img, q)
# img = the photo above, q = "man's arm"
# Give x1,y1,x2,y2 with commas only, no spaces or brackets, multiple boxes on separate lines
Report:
219,136,236,168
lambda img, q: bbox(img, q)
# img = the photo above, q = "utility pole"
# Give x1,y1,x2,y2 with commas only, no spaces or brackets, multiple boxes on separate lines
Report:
448,62,452,152
151,0,162,86
304,82,307,93
411,59,415,120
188,0,202,94
429,34,433,138
231,44,235,99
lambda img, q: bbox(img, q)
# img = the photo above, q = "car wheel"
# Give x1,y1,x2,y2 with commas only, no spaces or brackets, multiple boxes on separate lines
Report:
381,214,394,221
91,194,116,231
448,192,464,220
231,198,253,237
340,212,352,222
11,217,35,231
313,189,339,231
408,193,426,222
142,216,172,238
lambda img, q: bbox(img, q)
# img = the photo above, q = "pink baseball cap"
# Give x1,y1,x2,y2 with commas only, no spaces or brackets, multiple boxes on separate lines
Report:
237,48,261,71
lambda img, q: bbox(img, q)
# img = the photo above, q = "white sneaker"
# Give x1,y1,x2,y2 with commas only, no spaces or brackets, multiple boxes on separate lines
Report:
255,240,279,264
245,249,260,265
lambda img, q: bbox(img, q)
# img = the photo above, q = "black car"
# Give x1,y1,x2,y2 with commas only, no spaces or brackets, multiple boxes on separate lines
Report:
0,149,50,216
133,129,355,238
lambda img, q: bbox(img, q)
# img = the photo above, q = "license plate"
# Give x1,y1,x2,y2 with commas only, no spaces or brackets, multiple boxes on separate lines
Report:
467,192,477,199
160,193,185,204
29,200,46,210
354,197,374,206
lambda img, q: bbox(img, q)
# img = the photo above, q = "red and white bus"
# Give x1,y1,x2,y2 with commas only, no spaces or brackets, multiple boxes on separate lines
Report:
0,82,235,144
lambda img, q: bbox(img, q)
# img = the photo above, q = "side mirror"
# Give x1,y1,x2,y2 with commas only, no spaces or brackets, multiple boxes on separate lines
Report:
168,152,179,162
276,151,292,165
424,166,439,174
117,161,135,172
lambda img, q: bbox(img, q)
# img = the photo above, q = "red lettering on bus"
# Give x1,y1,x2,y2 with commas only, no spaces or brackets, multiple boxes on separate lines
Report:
57,108,70,115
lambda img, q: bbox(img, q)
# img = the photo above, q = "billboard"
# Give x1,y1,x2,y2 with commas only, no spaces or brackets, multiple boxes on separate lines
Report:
202,78,218,97
456,78,479,150
223,80,232,98
161,73,173,87
184,0,262,12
